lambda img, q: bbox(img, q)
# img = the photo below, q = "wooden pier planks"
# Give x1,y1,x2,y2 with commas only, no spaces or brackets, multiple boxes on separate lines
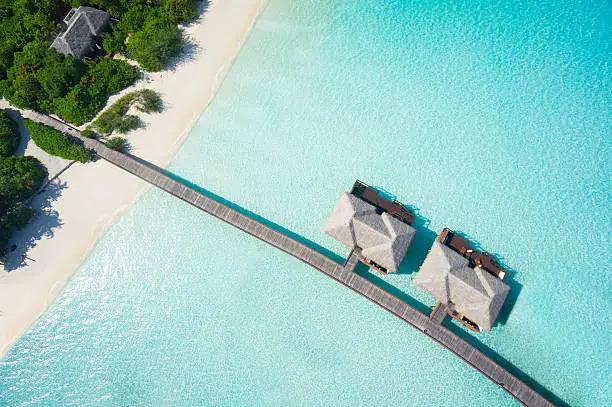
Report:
430,301,450,324
23,111,554,407
343,249,360,272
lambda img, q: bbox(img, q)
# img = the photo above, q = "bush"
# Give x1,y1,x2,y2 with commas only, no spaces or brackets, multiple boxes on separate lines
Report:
24,119,94,162
0,111,20,157
117,5,156,33
104,136,129,152
37,50,87,102
86,58,140,95
94,110,140,135
92,93,138,135
115,115,140,134
164,0,200,24
0,155,47,257
133,89,162,113
92,89,162,135
0,156,46,204
50,58,138,125
80,128,99,139
102,28,127,54
6,74,46,111
54,83,107,125
0,204,36,258
127,18,183,72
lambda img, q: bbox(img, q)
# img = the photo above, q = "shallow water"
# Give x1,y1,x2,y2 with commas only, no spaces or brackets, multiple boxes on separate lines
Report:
1,0,610,405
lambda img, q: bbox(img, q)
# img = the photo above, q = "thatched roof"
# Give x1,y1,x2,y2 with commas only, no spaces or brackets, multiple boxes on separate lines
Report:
413,241,510,331
323,192,416,272
51,7,110,59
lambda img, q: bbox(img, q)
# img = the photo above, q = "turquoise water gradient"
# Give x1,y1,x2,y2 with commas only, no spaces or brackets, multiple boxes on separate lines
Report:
2,0,610,405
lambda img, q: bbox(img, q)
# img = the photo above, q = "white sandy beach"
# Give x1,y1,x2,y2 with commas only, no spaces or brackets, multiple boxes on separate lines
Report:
0,0,268,358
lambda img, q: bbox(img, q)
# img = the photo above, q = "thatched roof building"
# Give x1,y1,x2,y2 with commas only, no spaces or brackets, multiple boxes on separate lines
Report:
323,192,416,272
51,7,110,59
413,241,510,331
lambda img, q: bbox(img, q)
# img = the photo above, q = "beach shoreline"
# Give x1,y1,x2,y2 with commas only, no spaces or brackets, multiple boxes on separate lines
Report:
0,0,268,358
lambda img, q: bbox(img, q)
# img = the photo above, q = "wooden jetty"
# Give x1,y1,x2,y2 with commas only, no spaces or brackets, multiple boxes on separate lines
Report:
430,301,450,324
23,111,554,407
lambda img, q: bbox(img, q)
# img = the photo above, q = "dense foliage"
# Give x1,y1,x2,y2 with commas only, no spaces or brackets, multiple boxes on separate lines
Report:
0,41,86,112
0,0,197,123
72,0,199,71
0,0,67,80
0,155,47,258
0,110,20,157
24,119,94,162
104,136,129,152
126,19,183,72
92,89,161,135
53,58,139,125
0,40,138,125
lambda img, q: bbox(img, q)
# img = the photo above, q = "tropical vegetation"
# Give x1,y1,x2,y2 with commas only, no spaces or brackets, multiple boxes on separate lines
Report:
24,119,94,163
92,89,162,136
104,136,129,152
0,113,47,259
0,0,199,125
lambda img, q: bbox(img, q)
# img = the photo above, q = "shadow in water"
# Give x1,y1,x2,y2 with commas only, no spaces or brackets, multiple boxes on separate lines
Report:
126,153,344,265
371,183,523,327
443,319,569,407
353,262,432,315
450,230,523,326
123,167,562,405
349,183,560,404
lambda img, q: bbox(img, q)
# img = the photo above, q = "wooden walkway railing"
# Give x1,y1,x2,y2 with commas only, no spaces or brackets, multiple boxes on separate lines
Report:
23,111,555,407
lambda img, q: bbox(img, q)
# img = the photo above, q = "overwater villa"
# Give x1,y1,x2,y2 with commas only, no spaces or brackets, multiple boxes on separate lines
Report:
51,7,110,59
323,181,416,273
413,228,510,332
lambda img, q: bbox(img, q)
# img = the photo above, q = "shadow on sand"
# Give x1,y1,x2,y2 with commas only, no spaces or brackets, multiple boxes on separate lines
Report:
3,181,67,271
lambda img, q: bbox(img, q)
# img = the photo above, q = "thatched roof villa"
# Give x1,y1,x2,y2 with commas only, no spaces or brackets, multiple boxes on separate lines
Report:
323,183,416,273
51,7,110,59
414,240,510,332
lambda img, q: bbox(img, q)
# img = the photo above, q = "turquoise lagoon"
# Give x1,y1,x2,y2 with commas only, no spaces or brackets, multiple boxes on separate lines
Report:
1,0,610,405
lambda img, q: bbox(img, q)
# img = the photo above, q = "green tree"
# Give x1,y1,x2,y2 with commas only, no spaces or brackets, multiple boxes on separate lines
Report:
37,50,86,102
0,110,20,157
104,136,129,152
0,155,47,257
86,58,139,94
164,0,199,24
54,83,107,125
0,155,46,204
24,119,94,162
126,18,183,72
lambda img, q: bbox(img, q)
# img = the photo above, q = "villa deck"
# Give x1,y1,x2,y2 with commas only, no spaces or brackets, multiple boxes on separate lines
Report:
438,228,506,280
350,180,415,225
21,111,554,407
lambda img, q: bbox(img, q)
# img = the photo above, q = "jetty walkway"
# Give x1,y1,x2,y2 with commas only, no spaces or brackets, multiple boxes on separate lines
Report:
23,111,554,407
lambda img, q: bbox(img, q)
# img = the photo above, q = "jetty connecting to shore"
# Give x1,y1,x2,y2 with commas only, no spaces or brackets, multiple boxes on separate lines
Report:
23,111,554,407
